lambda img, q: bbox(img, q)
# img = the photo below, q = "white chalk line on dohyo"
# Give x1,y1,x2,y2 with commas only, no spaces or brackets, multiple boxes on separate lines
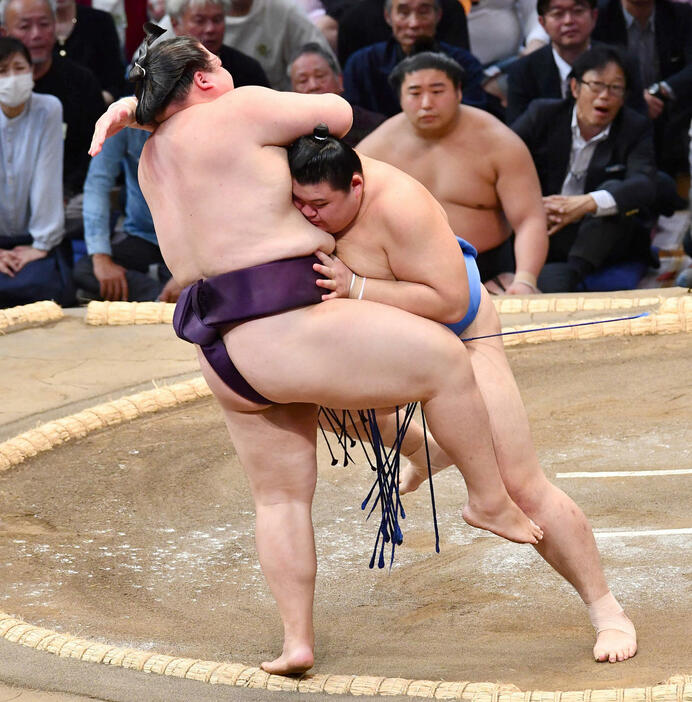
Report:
592,528,692,539
557,469,692,479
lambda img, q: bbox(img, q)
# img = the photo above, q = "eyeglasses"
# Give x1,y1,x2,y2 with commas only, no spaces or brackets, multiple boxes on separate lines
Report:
544,5,591,20
580,79,626,97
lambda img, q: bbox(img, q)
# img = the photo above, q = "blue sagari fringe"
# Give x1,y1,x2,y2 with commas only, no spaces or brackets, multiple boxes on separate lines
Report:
318,404,440,569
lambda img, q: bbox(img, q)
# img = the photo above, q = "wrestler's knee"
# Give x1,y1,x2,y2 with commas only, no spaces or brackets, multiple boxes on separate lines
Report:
425,335,478,396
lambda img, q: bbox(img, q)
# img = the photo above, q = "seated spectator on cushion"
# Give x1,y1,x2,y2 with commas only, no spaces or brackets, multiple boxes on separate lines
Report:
343,0,486,117
512,46,657,292
0,37,73,307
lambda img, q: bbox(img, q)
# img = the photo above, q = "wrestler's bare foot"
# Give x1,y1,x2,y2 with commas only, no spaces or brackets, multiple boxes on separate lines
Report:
462,497,544,544
399,460,429,495
399,444,454,495
261,644,314,676
588,592,637,663
594,624,637,663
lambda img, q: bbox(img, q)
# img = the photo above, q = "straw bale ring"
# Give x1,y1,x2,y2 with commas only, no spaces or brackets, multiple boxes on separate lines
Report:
0,301,63,332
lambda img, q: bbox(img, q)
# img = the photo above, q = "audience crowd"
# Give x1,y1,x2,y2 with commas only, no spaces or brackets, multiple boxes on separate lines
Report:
0,0,690,307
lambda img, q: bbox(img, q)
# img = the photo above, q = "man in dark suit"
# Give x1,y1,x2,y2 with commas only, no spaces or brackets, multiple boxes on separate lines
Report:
506,0,644,123
513,46,656,292
592,0,692,175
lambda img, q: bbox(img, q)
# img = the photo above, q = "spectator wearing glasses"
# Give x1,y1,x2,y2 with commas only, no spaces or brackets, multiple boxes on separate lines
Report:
512,46,657,292
506,0,645,123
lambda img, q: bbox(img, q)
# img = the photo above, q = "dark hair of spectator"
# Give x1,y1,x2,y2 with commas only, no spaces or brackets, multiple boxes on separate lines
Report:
569,45,630,89
385,0,440,10
0,37,32,66
287,125,362,193
128,23,215,124
388,51,465,95
290,42,341,76
536,0,596,16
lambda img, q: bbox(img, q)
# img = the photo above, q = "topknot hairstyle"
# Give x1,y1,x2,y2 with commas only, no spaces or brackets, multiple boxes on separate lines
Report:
128,22,215,124
287,124,362,193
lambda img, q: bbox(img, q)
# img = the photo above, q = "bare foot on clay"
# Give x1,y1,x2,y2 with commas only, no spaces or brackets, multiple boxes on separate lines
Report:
261,644,314,675
594,624,637,663
588,592,637,663
462,498,544,544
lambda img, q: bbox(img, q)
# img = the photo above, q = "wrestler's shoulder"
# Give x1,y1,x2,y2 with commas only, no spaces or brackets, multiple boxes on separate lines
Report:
460,106,524,147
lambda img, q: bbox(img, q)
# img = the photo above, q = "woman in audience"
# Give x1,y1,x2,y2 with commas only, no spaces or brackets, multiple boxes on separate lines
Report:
0,37,74,308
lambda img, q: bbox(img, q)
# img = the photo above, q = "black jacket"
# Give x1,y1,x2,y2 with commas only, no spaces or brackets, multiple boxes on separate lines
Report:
512,98,656,215
592,0,692,104
506,42,646,124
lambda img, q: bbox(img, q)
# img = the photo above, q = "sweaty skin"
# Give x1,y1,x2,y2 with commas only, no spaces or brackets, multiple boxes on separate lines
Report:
357,68,548,295
293,153,637,664
90,50,544,676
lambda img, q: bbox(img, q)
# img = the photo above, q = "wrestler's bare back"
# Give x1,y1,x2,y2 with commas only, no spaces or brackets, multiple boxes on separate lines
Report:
357,106,522,253
137,86,339,286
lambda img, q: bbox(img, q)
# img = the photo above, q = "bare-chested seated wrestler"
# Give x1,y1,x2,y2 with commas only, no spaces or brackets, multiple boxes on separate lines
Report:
287,131,637,664
89,27,542,675
356,51,549,296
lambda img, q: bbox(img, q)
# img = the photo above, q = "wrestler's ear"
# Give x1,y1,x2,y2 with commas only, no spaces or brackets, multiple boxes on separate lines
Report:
193,70,215,91
351,173,364,196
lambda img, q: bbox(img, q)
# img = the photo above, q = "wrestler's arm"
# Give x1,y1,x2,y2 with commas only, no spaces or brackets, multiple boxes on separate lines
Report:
232,86,353,146
494,131,548,294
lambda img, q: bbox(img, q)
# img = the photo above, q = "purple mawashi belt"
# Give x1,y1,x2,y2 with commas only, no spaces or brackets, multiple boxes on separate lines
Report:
173,255,323,403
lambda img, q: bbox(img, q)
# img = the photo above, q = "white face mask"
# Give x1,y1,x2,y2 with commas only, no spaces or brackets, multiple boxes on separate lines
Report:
0,73,35,108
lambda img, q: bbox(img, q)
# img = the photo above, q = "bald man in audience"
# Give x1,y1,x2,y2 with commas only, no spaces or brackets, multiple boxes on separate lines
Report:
358,51,547,294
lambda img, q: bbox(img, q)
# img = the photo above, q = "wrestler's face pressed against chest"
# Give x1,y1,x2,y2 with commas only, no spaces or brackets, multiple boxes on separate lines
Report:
291,177,363,234
399,69,461,135
572,62,625,136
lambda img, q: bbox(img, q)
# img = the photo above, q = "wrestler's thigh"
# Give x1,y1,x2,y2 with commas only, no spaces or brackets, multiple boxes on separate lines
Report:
224,402,319,501
225,299,463,408
462,289,542,483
